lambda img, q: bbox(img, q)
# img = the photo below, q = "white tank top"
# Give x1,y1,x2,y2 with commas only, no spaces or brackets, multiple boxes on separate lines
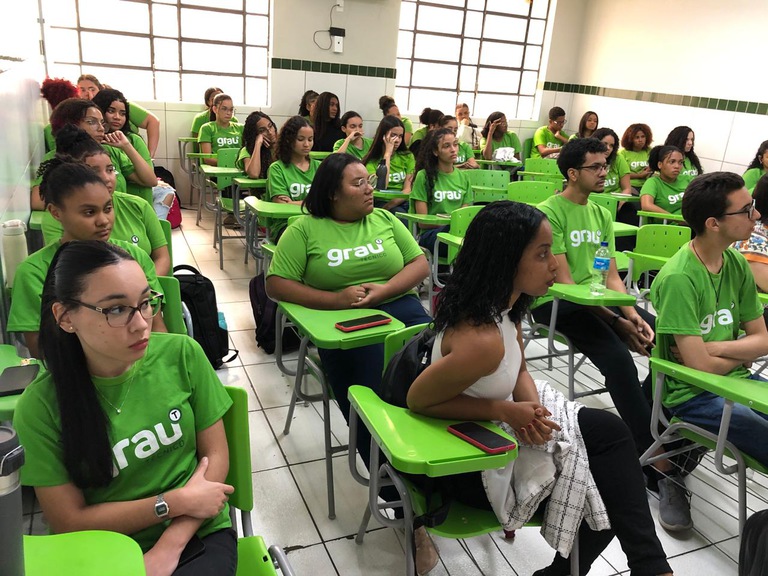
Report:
432,313,522,401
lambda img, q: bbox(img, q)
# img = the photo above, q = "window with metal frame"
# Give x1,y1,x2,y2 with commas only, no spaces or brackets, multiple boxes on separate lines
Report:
37,0,271,106
396,0,551,120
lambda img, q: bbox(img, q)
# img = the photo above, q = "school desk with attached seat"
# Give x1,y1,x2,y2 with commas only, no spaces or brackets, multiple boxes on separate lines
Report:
243,197,305,274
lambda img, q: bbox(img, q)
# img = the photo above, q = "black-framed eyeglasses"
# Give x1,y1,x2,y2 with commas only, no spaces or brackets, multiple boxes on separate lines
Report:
576,163,609,174
68,291,164,327
722,199,756,219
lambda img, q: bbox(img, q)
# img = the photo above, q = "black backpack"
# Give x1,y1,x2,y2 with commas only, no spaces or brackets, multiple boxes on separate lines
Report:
377,327,436,407
173,265,238,369
248,273,301,355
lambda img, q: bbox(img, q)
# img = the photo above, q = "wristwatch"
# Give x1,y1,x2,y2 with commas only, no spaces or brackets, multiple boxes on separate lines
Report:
154,493,170,518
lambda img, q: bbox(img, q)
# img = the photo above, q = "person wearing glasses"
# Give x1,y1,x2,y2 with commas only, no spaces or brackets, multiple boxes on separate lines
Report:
198,93,243,166
480,111,522,162
237,111,278,180
640,146,687,216
15,240,237,576
9,161,166,359
31,98,158,210
531,106,570,159
530,138,691,531
651,172,768,474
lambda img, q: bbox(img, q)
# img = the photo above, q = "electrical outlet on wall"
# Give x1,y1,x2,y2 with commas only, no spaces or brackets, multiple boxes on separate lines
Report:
335,0,344,12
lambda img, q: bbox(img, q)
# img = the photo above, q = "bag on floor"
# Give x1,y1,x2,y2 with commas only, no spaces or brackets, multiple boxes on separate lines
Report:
740,509,768,576
376,327,436,407
155,165,183,228
249,273,301,355
173,264,238,368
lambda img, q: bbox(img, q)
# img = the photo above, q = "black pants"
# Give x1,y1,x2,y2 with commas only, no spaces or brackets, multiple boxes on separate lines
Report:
173,528,238,576
441,409,671,576
532,302,656,454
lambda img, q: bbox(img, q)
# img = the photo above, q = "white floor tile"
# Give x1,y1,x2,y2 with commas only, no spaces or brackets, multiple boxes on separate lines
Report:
264,404,342,465
181,227,216,246
218,301,257,330
212,277,251,303
248,410,287,472
324,527,405,576
246,361,322,410
197,258,256,281
665,544,737,574
282,543,338,576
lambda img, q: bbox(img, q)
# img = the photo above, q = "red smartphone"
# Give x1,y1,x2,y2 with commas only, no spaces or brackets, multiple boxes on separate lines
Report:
335,314,392,333
447,422,517,454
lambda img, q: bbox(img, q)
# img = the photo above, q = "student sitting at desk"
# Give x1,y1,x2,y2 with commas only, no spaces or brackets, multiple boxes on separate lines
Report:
190,87,240,138
410,128,473,255
237,111,277,180
9,162,166,358
664,126,703,183
15,240,236,576
362,116,415,213
197,94,243,166
619,123,654,192
480,111,522,161
640,146,687,216
531,106,569,159
593,127,632,196
379,95,414,145
438,115,479,169
311,91,345,152
333,111,373,160
742,140,768,192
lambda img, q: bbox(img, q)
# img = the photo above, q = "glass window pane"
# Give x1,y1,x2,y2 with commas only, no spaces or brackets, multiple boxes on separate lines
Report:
246,14,269,46
181,8,243,43
182,73,243,103
394,87,410,113
459,66,476,92
527,19,546,45
479,41,524,68
81,32,151,67
182,42,243,74
408,89,457,117
474,93,518,119
413,34,461,62
396,58,412,87
155,71,180,102
399,1,416,30
486,0,529,16
530,0,550,19
483,14,527,42
466,0,484,10
517,95,535,120
152,5,178,38
477,68,520,93
154,38,179,70
246,46,268,76
464,10,483,38
79,0,149,34
181,0,243,9
47,63,82,83
461,38,480,65
246,0,270,14
524,45,542,70
411,62,458,90
246,77,268,106
457,92,477,114
520,70,538,95
415,6,464,35
397,31,413,59
45,28,80,63
438,0,467,6
89,66,155,100
41,0,76,27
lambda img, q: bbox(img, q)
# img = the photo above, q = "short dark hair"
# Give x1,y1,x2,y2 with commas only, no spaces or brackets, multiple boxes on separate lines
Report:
681,172,746,234
557,137,607,178
549,106,566,121
303,153,361,218
751,174,768,224
339,110,362,128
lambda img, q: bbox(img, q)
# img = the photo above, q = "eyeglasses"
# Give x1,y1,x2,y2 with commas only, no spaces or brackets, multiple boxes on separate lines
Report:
82,118,108,129
576,163,609,174
722,199,756,219
68,291,164,327
218,106,236,114
553,119,567,127
353,173,378,189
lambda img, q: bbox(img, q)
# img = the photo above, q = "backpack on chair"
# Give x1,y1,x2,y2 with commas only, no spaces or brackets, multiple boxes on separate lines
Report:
376,327,436,407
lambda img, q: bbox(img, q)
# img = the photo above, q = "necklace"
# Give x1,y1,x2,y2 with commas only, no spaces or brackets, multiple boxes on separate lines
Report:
691,240,723,306
95,365,138,415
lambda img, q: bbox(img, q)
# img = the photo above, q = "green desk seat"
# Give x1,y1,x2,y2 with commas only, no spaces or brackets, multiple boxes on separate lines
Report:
157,275,187,335
309,151,331,161
518,157,564,189
637,210,686,226
373,190,409,202
507,181,557,205
29,211,45,232
475,159,522,169
24,531,146,575
243,197,305,274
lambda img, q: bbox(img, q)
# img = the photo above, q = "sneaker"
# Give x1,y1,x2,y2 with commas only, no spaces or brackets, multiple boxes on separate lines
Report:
658,474,693,531
413,526,439,575
223,214,239,227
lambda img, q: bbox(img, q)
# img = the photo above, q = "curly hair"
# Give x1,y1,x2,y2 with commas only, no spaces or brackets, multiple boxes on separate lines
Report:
242,111,276,178
414,128,455,204
41,78,79,110
747,140,768,170
361,115,408,166
620,123,653,151
665,126,703,175
50,98,99,135
275,115,312,165
92,88,131,134
591,127,620,165
38,156,106,206
434,201,548,330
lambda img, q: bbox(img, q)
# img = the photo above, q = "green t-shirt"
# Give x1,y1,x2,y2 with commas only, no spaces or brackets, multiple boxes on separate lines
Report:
365,152,415,191
455,141,475,165
410,127,428,146
410,169,473,215
44,123,55,154
639,176,687,214
235,146,250,172
267,208,423,293
41,191,166,256
8,238,161,333
681,156,699,181
14,332,233,552
534,194,615,307
743,167,766,193
266,159,320,202
402,117,414,134
618,149,651,188
127,102,149,134
332,137,373,160
651,245,763,406
604,154,630,194
124,132,154,203
531,126,563,159
33,144,135,195
190,110,239,138
479,131,522,157
197,121,243,154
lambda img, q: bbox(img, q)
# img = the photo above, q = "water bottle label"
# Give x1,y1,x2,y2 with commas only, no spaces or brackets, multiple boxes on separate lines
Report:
593,257,610,271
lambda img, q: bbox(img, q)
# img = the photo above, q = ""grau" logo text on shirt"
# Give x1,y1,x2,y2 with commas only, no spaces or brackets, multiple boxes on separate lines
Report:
327,239,384,267
570,229,602,248
434,190,462,202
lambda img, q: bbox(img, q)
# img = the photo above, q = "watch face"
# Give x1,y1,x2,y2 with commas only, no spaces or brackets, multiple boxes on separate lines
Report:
155,497,169,517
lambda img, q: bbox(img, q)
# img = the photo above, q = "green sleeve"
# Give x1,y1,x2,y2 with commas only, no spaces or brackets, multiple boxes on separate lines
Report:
185,337,233,431
365,160,378,175
267,162,289,200
458,170,473,204
140,198,167,250
532,127,547,147
388,210,423,264
653,272,703,336
404,152,416,175
410,170,428,203
537,201,566,255
402,117,414,134
128,102,149,129
7,253,48,332
509,132,522,153
266,222,308,282
111,147,136,179
41,211,63,245
602,209,616,255
121,241,162,293
615,154,630,177
332,139,345,152
235,147,250,171
128,133,153,165
639,178,657,197
198,122,214,145
190,111,209,136
743,168,765,192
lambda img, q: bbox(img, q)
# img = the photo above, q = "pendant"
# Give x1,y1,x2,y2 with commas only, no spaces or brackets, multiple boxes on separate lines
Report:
116,408,121,414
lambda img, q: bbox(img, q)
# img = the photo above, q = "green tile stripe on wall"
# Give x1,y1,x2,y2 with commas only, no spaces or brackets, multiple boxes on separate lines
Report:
271,58,395,79
542,81,768,116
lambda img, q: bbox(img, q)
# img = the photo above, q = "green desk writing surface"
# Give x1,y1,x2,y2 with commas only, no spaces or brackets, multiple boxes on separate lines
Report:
396,213,450,226
613,222,639,237
435,232,463,250
29,211,44,231
24,531,146,575
178,136,197,143
548,283,636,307
373,191,410,201
233,177,268,189
199,165,242,178
244,197,305,219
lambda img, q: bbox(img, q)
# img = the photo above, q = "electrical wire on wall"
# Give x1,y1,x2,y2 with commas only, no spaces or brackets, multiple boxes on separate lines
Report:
313,3,341,50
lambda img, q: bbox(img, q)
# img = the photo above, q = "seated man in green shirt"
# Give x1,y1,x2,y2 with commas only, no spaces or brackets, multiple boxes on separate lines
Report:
531,106,570,159
651,172,768,469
